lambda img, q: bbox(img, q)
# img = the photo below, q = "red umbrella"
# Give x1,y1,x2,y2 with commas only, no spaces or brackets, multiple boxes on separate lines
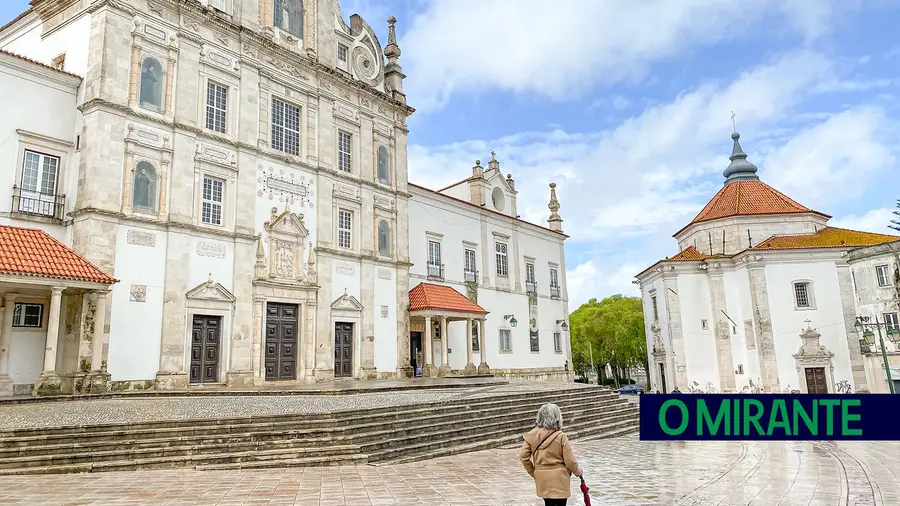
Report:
580,477,592,506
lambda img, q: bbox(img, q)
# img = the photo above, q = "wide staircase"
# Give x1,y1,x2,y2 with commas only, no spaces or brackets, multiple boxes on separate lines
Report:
0,385,638,474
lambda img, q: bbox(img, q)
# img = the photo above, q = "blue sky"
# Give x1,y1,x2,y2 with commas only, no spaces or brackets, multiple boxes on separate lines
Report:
5,1,900,305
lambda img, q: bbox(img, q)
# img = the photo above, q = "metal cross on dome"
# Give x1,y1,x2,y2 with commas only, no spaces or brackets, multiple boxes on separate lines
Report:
731,111,737,133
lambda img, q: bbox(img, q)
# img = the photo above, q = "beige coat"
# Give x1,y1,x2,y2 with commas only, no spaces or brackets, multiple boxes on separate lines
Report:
519,427,583,499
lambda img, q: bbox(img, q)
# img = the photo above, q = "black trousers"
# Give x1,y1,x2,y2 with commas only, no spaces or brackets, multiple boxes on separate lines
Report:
544,499,567,506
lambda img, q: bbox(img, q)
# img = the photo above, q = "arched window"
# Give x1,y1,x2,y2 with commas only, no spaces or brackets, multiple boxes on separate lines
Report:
377,219,391,256
275,0,304,38
133,161,157,212
139,57,165,111
377,145,389,184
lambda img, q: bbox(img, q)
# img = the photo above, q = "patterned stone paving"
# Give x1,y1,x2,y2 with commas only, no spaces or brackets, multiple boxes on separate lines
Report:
1,433,897,505
0,383,591,430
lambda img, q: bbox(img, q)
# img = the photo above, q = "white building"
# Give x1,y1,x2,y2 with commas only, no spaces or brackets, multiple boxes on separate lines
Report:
635,132,899,394
0,0,571,396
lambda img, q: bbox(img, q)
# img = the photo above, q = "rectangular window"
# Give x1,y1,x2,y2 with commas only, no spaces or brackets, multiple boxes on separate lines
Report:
876,265,890,287
338,130,352,172
794,282,810,308
12,302,43,328
499,328,511,352
530,332,539,353
651,295,659,321
885,312,899,331
464,249,477,282
201,177,224,225
549,267,560,298
271,98,301,155
428,241,442,278
338,209,352,249
525,263,536,293
22,150,59,195
52,53,65,70
554,332,562,354
338,44,348,63
205,82,228,133
495,242,508,277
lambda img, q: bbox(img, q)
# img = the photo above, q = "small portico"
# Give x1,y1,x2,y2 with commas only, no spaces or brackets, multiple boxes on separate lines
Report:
408,282,489,378
0,226,117,396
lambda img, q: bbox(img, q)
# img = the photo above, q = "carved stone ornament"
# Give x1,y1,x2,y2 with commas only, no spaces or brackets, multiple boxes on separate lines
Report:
186,274,236,302
126,229,156,247
331,288,363,311
333,183,359,200
196,240,226,259
335,261,355,276
263,205,311,284
374,195,394,209
380,305,389,318
129,284,147,302
377,268,392,280
257,165,314,208
196,143,235,167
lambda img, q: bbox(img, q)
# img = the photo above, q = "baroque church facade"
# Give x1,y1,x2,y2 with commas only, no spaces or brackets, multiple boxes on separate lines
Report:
636,132,900,395
0,0,572,395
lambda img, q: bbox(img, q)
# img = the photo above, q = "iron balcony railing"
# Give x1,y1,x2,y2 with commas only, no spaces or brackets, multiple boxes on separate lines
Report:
11,185,66,222
427,263,444,279
550,284,561,298
526,280,537,294
464,269,478,284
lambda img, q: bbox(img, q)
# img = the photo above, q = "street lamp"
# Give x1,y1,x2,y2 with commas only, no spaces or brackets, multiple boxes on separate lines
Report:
556,319,569,331
504,314,518,328
854,316,898,394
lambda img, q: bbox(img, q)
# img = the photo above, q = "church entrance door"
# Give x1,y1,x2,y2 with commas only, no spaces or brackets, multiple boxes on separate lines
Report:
804,367,828,394
334,322,353,378
265,303,298,381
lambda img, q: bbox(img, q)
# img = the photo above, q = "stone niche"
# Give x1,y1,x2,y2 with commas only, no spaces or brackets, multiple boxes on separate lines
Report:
260,206,314,284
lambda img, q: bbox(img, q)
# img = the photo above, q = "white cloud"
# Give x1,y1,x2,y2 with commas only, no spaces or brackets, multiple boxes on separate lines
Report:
566,260,644,308
830,208,898,234
399,0,849,111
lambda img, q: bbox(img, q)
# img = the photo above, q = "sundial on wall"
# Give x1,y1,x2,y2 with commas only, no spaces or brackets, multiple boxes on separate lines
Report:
257,165,314,208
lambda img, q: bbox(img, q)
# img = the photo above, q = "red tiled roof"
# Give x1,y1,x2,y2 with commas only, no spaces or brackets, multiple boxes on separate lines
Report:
674,180,830,237
750,227,900,251
409,283,488,314
409,183,569,238
0,49,83,80
667,246,709,261
0,226,118,284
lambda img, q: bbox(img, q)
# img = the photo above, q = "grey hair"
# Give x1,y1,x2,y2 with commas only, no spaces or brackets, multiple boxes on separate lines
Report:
535,403,564,430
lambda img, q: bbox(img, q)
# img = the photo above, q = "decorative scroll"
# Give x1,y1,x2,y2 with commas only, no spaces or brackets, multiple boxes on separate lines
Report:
257,165,314,208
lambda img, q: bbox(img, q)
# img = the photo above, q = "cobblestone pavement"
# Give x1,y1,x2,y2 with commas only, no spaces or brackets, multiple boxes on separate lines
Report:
1,434,897,505
0,383,590,430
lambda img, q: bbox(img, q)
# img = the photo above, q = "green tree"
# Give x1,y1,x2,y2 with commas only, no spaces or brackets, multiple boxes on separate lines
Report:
569,294,647,387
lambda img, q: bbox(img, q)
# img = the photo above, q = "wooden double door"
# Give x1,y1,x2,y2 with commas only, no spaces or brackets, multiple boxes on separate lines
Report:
334,322,353,378
265,303,299,381
805,367,828,394
190,315,221,384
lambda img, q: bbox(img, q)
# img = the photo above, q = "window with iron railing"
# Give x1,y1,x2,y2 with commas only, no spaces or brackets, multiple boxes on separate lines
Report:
525,263,536,293
549,267,560,298
464,249,477,284
465,269,479,284
427,241,443,279
12,185,66,221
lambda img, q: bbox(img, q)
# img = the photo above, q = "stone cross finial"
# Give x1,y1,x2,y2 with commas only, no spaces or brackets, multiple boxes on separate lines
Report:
547,183,563,232
207,273,213,287
385,16,401,60
731,111,737,133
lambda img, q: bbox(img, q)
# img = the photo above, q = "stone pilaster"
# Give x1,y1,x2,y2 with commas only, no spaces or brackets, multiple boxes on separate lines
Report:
836,263,869,390
251,297,264,381
35,287,65,396
744,256,781,392
304,300,318,382
156,231,191,389
0,294,17,396
706,263,736,392
395,267,411,377
227,238,255,387
359,261,377,380
662,270,689,390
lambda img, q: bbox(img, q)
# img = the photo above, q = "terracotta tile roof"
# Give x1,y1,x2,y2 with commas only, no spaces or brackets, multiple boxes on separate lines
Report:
409,282,488,314
674,180,830,237
0,226,118,284
667,246,709,261
751,227,900,251
0,49,83,80
409,183,569,238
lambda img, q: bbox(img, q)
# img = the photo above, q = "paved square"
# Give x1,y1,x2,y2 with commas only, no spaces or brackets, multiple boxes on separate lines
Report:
1,433,898,505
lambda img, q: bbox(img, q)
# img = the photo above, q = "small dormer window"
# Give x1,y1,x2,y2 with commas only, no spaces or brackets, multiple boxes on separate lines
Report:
338,44,348,63
491,187,505,212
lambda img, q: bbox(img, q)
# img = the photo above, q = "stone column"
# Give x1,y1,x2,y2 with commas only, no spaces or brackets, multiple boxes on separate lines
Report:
835,263,869,390
87,290,110,393
438,317,450,376
464,318,477,375
0,294,18,396
477,318,490,374
423,316,436,377
745,256,781,392
661,269,689,390
128,37,141,105
34,287,64,395
707,263,736,392
120,147,135,214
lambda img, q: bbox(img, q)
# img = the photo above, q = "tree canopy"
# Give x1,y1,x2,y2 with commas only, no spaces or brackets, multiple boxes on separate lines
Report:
569,294,647,385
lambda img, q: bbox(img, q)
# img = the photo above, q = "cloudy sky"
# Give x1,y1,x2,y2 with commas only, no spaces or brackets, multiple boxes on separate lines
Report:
4,0,899,307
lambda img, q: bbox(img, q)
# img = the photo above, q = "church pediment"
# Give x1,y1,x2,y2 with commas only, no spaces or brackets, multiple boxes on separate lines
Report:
186,276,236,302
265,206,309,239
331,289,363,311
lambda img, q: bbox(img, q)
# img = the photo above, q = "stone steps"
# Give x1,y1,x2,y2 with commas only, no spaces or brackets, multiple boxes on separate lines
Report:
0,385,639,474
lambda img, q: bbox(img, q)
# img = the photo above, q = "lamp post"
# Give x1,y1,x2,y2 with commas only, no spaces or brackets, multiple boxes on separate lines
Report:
854,315,899,394
503,315,518,328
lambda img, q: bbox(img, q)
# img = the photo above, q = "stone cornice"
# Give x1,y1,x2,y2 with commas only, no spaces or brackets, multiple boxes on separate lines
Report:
69,207,258,241
316,247,413,268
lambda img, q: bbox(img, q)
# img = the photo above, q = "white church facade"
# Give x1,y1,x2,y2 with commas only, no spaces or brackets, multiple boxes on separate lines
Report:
636,132,900,395
0,0,571,396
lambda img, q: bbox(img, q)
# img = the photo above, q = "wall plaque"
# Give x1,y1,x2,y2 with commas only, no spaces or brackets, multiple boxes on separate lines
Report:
377,268,392,280
196,240,226,259
126,229,156,247
335,261,355,275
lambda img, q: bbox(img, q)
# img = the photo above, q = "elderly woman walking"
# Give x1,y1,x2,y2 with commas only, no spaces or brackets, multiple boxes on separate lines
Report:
520,403,584,505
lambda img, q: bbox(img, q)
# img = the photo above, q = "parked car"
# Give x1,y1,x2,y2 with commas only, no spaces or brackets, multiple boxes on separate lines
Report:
614,384,644,395
574,375,589,384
